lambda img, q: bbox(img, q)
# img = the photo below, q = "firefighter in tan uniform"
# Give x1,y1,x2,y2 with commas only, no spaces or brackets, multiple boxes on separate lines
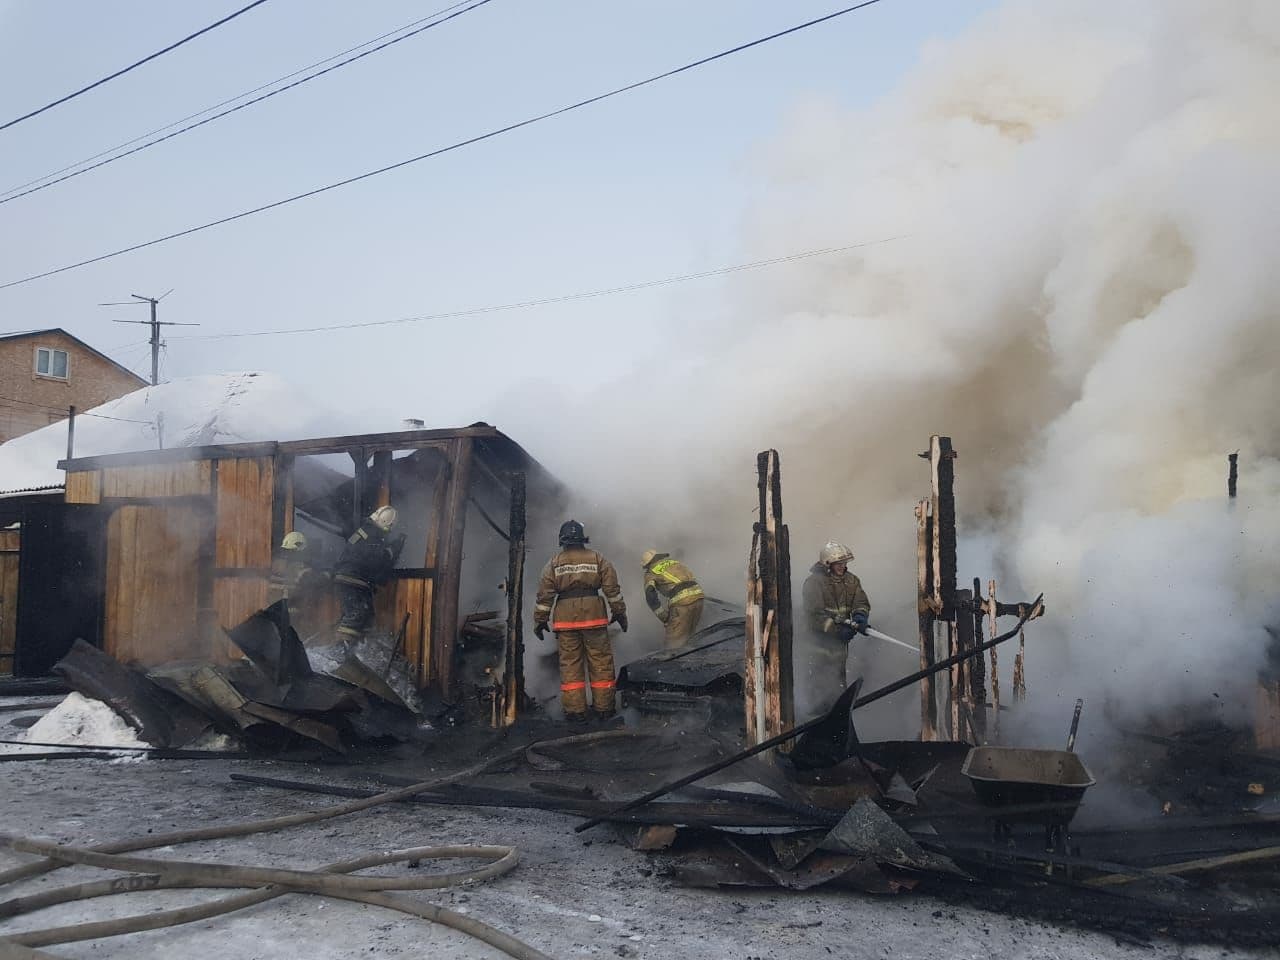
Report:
800,540,871,716
534,520,627,722
267,531,327,634
641,550,705,648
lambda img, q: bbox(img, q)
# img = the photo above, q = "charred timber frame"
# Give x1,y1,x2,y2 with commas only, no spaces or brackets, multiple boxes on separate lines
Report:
916,435,1043,744
501,472,527,727
744,450,795,746
431,436,473,698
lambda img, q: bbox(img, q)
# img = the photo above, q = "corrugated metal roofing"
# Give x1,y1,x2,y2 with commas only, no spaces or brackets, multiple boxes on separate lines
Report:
0,484,64,499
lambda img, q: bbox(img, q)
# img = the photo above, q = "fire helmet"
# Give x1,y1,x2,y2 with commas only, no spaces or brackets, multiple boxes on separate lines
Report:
281,531,307,551
558,520,588,546
641,549,661,568
819,541,854,566
370,505,398,532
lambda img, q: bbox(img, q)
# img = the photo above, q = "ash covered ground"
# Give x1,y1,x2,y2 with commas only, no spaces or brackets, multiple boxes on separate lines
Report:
0,752,1270,960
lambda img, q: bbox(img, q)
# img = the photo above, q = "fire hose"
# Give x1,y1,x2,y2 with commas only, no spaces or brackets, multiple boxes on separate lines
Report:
838,620,919,655
0,746,556,960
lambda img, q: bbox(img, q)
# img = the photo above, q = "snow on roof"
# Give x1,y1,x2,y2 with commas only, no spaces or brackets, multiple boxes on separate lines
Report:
0,372,392,492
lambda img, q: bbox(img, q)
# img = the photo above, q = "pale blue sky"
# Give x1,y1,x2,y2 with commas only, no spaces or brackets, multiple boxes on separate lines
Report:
0,0,994,424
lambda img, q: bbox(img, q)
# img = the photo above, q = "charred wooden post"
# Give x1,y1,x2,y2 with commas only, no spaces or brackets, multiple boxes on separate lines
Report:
916,498,939,741
932,437,958,619
920,436,959,739
952,589,979,742
1012,628,1027,701
432,436,474,699
348,450,367,530
987,579,1001,743
969,577,987,743
371,450,392,508
744,450,794,747
500,472,527,727
916,435,1042,742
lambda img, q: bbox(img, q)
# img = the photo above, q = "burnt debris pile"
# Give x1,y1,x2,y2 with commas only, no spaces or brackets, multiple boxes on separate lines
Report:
50,600,430,755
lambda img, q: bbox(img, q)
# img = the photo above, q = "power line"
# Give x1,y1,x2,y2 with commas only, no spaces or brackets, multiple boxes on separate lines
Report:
172,237,901,341
102,291,197,386
0,0,496,205
0,0,479,200
0,393,153,426
79,412,155,426
0,394,67,416
0,0,273,133
0,0,889,292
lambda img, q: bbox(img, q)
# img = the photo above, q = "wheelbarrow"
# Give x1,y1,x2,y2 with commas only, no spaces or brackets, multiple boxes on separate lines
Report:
960,745,1096,827
960,699,1096,868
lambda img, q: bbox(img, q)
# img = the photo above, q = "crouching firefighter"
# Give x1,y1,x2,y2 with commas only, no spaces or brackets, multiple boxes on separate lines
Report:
534,520,627,722
333,505,405,641
641,549,705,648
800,540,871,717
268,530,327,628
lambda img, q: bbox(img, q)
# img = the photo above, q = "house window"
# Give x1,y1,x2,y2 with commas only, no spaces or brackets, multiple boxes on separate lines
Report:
35,347,69,380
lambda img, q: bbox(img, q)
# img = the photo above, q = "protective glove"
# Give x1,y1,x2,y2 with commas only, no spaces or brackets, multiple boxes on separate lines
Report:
835,622,857,643
613,611,629,633
851,612,869,634
534,622,548,642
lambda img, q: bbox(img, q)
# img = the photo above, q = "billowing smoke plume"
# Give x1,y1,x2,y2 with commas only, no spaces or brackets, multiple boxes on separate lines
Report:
507,0,1280,731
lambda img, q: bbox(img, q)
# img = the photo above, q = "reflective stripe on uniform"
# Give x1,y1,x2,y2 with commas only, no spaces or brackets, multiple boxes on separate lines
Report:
553,617,610,630
561,681,586,691
668,586,704,605
651,559,680,579
534,603,552,614
554,563,599,576
590,679,615,690
650,559,702,603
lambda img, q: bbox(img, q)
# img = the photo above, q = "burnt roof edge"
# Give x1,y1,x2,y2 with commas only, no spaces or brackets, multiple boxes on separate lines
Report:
57,425,516,472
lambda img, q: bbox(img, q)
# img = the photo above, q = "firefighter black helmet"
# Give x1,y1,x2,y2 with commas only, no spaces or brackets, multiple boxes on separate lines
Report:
558,520,588,546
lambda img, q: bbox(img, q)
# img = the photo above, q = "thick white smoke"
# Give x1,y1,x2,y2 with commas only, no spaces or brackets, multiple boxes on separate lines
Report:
512,0,1280,733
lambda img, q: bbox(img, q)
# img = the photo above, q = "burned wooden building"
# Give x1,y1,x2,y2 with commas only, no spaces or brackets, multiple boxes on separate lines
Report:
3,424,562,717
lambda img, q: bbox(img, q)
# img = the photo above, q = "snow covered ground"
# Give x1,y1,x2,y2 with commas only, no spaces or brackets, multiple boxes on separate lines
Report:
0,752,1269,960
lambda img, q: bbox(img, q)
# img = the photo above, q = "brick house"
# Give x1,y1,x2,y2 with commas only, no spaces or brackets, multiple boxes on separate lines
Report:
0,329,147,444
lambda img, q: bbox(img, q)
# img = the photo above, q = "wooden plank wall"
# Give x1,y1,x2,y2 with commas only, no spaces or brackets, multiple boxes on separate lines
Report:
102,461,211,499
64,471,102,504
104,505,205,664
212,457,274,658
0,528,18,676
374,576,427,664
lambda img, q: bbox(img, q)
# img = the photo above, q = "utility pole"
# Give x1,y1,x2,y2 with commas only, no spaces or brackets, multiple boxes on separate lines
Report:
99,290,197,385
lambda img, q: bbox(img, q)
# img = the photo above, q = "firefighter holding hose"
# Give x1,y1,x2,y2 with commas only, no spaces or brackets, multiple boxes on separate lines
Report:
801,540,871,716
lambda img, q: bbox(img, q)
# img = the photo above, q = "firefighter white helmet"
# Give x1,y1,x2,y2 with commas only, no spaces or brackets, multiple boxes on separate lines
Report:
281,531,307,551
641,549,660,568
370,505,398,532
819,541,854,566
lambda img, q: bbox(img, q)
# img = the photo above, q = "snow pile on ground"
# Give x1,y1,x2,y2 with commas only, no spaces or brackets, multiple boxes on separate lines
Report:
0,371,395,492
5,692,148,756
